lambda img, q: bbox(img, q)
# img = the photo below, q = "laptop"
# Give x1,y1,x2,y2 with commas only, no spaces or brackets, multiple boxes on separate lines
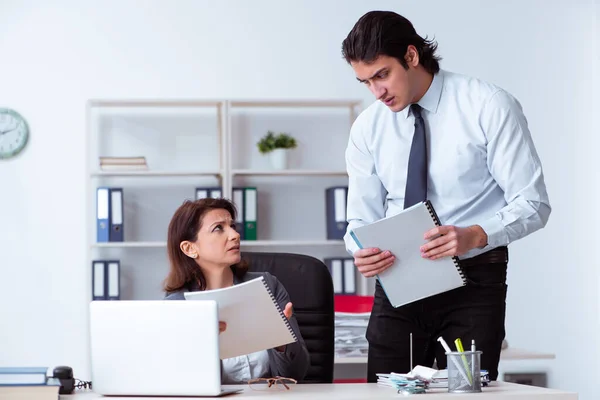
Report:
89,300,242,397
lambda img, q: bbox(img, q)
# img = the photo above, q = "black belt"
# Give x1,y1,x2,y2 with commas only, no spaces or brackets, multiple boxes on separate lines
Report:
460,246,508,268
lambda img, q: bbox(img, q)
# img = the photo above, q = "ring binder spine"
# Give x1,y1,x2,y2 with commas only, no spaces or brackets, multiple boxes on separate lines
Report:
424,200,467,285
261,277,298,342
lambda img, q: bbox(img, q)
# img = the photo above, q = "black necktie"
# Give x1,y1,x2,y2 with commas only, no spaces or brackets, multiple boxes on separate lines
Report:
403,104,428,208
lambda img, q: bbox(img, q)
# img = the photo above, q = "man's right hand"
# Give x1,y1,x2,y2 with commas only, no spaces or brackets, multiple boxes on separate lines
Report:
353,247,395,278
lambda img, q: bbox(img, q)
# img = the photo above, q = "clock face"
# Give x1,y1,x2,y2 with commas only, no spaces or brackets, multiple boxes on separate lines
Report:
0,108,29,159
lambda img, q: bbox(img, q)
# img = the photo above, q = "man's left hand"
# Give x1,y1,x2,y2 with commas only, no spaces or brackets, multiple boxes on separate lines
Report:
421,225,488,260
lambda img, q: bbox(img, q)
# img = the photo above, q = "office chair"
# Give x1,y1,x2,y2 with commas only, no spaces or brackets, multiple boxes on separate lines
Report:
241,251,335,384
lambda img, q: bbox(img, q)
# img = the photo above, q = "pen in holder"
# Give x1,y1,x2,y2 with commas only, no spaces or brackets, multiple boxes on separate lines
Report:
446,350,482,393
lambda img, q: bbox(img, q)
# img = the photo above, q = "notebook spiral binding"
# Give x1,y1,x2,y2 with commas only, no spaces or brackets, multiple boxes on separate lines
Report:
424,200,467,285
261,277,298,342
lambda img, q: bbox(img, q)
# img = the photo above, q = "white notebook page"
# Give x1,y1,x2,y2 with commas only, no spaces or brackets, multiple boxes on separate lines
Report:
184,276,297,359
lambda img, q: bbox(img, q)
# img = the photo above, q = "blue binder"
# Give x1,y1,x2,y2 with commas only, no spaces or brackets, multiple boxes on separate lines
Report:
96,188,110,243
325,186,348,240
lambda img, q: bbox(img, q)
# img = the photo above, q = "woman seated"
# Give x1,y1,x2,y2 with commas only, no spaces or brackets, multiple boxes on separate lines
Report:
162,197,310,384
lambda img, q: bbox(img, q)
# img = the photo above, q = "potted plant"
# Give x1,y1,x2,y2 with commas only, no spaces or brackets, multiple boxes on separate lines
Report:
256,131,297,169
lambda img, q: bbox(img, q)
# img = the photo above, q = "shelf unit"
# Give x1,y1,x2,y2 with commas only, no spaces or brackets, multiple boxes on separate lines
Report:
85,98,365,301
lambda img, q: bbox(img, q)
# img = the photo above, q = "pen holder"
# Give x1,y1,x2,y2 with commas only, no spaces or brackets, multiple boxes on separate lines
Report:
446,350,482,393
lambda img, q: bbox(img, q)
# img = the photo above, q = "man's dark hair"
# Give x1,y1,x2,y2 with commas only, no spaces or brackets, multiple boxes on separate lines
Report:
342,11,441,74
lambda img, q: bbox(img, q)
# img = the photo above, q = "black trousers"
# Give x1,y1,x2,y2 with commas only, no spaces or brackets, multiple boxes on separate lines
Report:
365,248,508,382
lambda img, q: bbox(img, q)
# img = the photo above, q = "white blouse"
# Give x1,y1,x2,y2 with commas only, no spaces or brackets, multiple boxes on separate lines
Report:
221,349,270,383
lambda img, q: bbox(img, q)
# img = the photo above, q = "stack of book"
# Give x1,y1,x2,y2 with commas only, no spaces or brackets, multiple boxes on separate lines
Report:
99,156,148,171
0,367,61,399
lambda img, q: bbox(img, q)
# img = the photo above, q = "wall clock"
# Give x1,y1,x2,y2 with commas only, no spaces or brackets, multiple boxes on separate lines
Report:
0,108,29,159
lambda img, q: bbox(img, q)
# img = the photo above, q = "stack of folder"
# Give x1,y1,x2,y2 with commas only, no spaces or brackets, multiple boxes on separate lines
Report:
334,311,369,358
333,295,372,359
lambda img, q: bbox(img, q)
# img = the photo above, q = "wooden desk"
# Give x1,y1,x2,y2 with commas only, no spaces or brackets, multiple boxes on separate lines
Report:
65,381,577,399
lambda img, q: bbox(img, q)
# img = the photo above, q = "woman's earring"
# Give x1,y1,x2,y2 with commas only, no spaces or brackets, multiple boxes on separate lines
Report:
192,254,198,259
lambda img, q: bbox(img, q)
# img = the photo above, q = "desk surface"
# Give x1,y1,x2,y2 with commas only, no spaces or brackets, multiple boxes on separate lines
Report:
66,381,577,399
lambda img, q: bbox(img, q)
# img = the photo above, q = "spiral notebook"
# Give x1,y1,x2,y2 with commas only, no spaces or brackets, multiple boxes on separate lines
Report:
349,200,466,308
183,276,297,359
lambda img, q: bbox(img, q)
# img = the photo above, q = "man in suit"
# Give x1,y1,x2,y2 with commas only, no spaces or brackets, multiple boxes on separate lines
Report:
341,10,551,382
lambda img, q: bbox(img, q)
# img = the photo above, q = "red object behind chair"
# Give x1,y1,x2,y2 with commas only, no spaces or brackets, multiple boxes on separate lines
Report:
334,295,374,313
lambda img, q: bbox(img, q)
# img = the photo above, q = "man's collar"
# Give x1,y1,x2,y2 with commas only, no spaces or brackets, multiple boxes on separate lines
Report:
401,69,444,119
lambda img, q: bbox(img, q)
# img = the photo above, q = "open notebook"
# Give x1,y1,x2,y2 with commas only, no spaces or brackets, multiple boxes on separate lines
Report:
349,200,467,308
184,276,297,359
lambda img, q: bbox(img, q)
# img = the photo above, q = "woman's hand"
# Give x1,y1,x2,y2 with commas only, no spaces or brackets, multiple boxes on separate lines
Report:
219,321,227,334
283,302,293,320
275,302,293,352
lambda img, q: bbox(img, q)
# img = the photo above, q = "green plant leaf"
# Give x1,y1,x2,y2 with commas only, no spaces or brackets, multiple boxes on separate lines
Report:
256,131,297,153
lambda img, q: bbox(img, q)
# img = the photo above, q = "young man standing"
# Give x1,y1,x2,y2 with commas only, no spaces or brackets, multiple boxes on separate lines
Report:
341,11,551,382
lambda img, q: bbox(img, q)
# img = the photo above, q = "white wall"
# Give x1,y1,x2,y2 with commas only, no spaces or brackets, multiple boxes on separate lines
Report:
0,0,597,397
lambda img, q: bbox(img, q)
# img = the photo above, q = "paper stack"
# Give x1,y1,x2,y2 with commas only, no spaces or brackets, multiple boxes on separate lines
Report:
334,311,369,358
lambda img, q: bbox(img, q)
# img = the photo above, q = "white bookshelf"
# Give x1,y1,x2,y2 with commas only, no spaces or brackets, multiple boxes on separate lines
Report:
86,98,366,301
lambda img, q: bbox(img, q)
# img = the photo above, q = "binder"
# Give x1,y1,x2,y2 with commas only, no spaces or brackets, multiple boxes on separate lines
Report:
324,258,344,294
184,276,296,359
96,188,110,243
92,260,121,300
92,260,106,300
232,187,246,240
195,186,222,200
343,259,357,294
107,260,121,300
325,257,357,294
325,186,348,240
244,187,257,240
196,188,209,200
109,188,124,242
349,200,467,308
209,187,222,198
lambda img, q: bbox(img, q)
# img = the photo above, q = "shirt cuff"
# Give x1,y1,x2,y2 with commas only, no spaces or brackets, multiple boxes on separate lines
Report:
343,230,361,256
478,214,509,250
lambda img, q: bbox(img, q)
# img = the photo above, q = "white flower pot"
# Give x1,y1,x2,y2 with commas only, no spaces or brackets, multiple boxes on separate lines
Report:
269,149,289,170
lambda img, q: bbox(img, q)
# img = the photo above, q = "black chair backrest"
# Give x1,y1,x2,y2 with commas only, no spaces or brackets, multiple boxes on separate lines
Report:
241,251,334,383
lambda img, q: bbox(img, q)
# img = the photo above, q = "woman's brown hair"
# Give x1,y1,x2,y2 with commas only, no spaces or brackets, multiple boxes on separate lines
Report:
163,197,248,293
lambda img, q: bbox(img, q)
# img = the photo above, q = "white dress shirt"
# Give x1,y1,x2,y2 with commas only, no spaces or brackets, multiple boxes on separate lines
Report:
344,69,551,260
221,350,270,384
